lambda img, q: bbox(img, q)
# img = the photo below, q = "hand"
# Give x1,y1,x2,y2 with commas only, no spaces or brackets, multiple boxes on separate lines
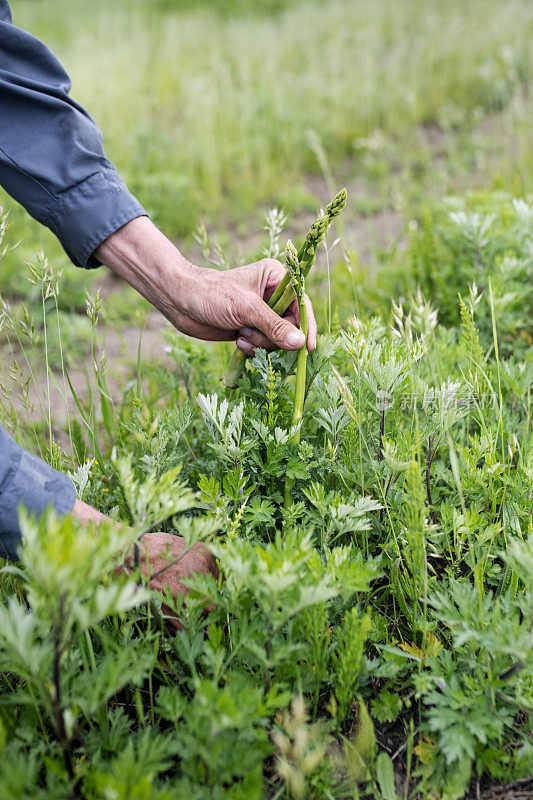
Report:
71,499,218,628
124,530,219,629
94,216,317,355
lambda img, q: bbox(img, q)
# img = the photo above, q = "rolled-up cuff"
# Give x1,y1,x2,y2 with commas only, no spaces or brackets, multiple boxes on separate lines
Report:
46,166,147,269
0,447,76,560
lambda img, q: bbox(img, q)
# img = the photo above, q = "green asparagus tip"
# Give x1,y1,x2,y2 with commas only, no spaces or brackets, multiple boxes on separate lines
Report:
306,216,328,247
285,239,299,272
285,239,303,296
325,188,347,222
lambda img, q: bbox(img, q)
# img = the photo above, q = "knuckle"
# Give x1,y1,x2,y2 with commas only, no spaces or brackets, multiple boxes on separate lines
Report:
268,258,285,276
259,257,284,274
269,317,289,341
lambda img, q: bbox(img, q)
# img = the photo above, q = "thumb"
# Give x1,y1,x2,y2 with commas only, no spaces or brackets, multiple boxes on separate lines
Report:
246,297,305,350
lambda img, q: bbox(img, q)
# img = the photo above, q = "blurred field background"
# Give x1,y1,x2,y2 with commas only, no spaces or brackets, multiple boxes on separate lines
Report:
2,0,533,402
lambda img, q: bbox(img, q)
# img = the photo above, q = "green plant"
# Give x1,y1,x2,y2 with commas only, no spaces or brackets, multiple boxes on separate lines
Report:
222,188,346,388
1,190,533,798
283,238,309,509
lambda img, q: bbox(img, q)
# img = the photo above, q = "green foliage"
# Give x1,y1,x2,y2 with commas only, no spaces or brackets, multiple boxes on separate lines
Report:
2,188,533,797
3,0,533,793
157,677,271,799
333,609,371,728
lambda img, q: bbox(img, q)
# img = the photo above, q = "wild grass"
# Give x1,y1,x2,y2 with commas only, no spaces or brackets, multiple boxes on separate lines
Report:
0,188,532,799
4,0,533,267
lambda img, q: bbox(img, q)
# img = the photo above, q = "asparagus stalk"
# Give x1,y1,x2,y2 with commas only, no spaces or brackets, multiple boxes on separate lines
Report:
222,188,347,388
222,222,324,389
283,240,308,510
268,188,347,310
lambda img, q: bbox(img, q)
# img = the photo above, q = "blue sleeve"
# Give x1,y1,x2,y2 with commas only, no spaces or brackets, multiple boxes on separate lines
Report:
0,424,76,560
0,1,147,268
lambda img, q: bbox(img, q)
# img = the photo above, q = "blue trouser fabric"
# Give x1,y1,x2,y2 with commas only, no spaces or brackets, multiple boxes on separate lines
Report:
0,425,76,559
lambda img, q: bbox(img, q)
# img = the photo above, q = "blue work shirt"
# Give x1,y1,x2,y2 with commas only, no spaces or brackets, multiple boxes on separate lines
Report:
0,0,147,556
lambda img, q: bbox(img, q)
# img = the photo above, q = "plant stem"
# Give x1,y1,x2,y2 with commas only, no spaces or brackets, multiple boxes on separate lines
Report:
284,296,308,510
426,434,442,521
426,436,433,508
222,280,299,388
52,597,83,798
378,409,385,461
223,188,346,388
265,235,314,310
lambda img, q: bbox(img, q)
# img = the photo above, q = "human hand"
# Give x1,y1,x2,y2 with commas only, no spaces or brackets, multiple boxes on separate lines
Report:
71,500,218,628
124,530,219,628
94,216,317,354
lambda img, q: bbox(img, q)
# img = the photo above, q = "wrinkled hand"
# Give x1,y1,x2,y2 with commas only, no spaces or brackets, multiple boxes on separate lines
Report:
94,216,317,355
174,258,317,355
124,531,219,629
71,500,218,628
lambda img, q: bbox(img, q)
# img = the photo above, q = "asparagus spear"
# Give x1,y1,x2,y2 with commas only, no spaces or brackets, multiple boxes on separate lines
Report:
268,188,347,309
283,240,308,510
222,188,347,388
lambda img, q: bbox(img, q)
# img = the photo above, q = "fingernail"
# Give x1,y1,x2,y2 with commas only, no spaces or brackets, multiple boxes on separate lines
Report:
285,330,305,348
240,326,252,337
236,337,253,353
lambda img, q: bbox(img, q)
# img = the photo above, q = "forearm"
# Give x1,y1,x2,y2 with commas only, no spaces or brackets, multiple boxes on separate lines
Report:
94,216,194,321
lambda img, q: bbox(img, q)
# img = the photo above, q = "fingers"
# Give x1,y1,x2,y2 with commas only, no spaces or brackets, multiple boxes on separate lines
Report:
236,289,317,355
133,532,219,595
261,260,317,352
168,257,318,354
262,258,289,300
241,296,305,351
237,326,273,352
167,314,236,342
130,533,219,632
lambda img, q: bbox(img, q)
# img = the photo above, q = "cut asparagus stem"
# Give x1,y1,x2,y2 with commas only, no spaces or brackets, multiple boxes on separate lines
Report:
284,273,308,510
223,348,247,390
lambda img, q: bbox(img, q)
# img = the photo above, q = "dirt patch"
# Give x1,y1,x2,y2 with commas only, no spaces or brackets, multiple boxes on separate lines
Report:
420,123,448,154
467,776,533,800
1,306,175,450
